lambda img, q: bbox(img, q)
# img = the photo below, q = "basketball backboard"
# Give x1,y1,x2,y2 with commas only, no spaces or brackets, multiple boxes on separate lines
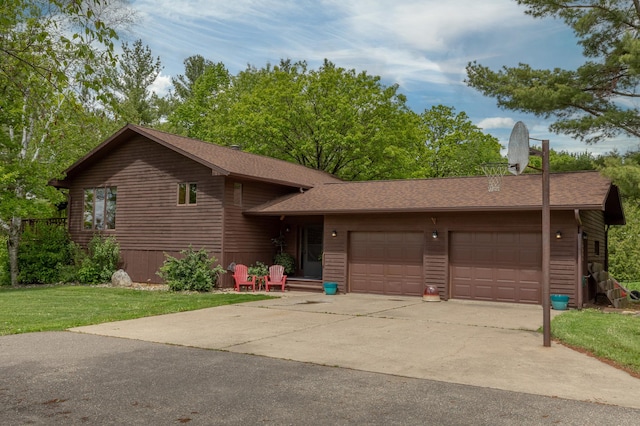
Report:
507,121,530,175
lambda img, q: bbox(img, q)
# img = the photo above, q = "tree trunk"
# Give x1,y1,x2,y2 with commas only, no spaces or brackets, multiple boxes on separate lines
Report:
8,216,21,287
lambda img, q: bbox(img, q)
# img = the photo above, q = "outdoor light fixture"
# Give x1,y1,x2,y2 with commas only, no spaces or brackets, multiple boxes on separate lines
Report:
432,230,438,239
556,231,562,239
331,230,338,238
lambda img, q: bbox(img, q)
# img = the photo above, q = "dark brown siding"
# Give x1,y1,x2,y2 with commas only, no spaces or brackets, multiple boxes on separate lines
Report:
220,179,292,287
550,211,579,304
66,135,303,285
67,136,225,283
580,210,606,266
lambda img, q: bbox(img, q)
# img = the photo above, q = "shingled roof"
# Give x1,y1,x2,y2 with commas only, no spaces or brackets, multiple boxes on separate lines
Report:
247,171,625,225
55,124,341,188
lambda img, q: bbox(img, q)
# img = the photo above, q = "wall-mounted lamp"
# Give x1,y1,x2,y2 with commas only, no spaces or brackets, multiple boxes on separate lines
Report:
432,230,438,239
555,231,562,239
331,230,338,238
284,225,290,233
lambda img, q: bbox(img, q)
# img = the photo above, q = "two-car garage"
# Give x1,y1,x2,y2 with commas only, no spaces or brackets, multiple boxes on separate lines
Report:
251,172,620,309
347,231,542,304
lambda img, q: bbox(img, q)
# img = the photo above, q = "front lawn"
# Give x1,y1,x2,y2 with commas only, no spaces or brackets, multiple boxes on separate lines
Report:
551,308,640,376
0,285,272,335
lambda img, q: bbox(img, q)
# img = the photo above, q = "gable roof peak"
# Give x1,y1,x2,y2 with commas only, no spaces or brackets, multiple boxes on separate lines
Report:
56,124,341,189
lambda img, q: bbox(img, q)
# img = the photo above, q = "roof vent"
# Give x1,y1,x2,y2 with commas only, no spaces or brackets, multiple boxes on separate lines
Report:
230,145,241,151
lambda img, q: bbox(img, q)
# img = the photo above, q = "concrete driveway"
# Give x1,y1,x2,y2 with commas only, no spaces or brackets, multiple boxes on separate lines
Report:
71,292,640,409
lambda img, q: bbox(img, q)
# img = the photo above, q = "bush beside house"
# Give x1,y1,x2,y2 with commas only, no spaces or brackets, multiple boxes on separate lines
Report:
158,246,226,292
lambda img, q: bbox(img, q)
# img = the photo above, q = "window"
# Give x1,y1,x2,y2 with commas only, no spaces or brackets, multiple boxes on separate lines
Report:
84,187,117,230
233,183,242,207
595,240,600,256
178,183,197,205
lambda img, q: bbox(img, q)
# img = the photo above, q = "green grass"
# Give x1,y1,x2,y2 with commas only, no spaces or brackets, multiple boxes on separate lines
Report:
621,281,640,292
0,285,272,335
552,309,640,375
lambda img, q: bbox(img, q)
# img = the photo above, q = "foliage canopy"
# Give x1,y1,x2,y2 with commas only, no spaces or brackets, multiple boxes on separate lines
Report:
169,58,501,180
466,0,640,144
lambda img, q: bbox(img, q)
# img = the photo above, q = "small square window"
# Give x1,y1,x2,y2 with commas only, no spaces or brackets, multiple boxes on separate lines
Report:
178,183,197,205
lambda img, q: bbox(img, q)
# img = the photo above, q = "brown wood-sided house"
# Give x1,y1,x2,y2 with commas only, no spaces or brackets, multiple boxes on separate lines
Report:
51,124,625,307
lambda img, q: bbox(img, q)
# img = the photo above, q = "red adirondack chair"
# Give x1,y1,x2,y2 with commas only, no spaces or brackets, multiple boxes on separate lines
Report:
264,265,287,292
233,264,256,292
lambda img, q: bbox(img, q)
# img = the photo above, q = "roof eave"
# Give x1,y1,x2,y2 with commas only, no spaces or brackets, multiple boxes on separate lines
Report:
603,184,626,225
245,204,604,216
228,172,314,189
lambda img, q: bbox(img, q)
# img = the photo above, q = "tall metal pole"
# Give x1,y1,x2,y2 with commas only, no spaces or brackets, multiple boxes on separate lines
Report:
542,140,551,347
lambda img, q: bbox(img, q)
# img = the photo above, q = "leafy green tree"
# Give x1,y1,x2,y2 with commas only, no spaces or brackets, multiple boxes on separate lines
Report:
599,154,640,199
171,55,218,101
0,1,124,286
175,59,422,180
608,200,640,282
598,151,640,281
527,149,597,172
167,60,231,136
416,105,502,178
106,39,162,125
466,0,640,144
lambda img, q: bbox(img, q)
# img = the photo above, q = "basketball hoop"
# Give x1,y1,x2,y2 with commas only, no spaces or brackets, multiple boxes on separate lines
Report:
479,163,509,192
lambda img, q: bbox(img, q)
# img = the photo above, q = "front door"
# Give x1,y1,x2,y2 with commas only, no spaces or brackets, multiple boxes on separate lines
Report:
301,225,323,278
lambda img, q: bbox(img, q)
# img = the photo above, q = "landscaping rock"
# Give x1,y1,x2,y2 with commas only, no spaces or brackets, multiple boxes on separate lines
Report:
111,269,133,287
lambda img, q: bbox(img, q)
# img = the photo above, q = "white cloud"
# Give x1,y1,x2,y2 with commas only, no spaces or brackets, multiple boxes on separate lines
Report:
133,0,299,22
329,0,529,52
150,73,172,97
477,117,516,130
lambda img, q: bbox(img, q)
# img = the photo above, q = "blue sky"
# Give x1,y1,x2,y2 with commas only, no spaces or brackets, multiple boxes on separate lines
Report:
127,0,638,156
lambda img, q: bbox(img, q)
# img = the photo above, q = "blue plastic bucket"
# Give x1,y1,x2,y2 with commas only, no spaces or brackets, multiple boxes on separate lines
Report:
323,282,338,295
550,294,569,310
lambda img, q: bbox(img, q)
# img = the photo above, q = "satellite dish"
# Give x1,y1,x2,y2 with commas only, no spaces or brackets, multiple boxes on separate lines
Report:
507,121,530,175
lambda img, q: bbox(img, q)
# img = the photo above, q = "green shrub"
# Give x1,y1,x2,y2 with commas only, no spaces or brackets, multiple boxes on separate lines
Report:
158,246,225,292
273,252,296,275
248,261,269,278
77,235,120,284
17,223,75,284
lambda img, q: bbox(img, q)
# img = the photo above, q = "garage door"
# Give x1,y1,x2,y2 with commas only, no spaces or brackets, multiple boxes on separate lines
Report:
450,232,541,304
349,232,423,296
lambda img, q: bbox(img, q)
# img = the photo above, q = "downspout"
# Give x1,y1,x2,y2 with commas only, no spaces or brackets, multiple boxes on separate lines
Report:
574,210,583,308
604,224,611,271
